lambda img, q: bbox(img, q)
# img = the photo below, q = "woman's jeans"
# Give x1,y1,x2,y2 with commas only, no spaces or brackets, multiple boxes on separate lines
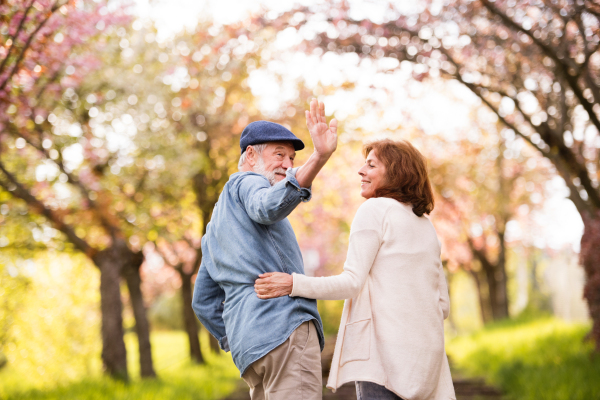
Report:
355,381,403,400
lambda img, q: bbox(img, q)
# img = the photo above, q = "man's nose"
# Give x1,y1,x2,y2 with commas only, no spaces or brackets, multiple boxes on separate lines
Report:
282,158,293,169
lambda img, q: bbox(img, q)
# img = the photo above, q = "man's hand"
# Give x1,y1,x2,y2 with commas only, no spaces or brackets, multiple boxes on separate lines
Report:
306,98,337,158
294,99,338,188
255,272,294,299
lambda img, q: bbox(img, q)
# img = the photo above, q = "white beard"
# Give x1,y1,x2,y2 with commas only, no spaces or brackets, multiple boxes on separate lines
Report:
255,157,286,186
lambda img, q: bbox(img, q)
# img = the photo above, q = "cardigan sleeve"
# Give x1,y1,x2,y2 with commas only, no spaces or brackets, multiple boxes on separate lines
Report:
438,261,450,320
290,199,385,300
290,229,380,300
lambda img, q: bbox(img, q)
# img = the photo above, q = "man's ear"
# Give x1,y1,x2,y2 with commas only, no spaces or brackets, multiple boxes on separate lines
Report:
246,146,257,167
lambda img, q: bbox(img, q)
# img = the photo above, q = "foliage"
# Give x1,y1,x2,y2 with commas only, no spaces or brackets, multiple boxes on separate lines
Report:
317,299,345,336
148,292,184,331
300,0,600,213
428,118,552,322
447,316,600,399
288,0,600,346
0,253,30,369
0,252,100,392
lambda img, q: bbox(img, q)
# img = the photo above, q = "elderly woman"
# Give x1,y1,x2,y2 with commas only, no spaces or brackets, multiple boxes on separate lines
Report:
254,139,455,400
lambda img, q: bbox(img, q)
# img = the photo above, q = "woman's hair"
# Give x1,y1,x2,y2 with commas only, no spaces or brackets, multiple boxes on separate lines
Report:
363,139,434,217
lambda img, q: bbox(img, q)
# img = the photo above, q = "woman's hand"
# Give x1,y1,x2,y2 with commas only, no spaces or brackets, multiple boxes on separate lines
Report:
254,272,293,299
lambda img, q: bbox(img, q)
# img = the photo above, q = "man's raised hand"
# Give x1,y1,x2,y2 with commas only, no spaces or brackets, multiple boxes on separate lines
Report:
305,98,338,158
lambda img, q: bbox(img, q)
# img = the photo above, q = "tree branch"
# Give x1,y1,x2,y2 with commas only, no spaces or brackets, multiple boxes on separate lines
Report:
0,161,95,256
436,44,600,209
481,0,578,71
481,0,600,135
0,1,63,92
550,154,593,214
0,0,35,76
6,121,122,238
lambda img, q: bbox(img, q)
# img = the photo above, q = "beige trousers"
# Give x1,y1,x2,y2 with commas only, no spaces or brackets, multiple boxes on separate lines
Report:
241,321,322,400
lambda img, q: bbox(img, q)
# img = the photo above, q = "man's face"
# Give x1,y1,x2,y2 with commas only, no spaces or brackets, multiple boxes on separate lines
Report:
253,142,296,185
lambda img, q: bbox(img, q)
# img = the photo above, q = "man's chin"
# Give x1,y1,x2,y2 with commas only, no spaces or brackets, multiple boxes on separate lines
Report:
274,174,286,182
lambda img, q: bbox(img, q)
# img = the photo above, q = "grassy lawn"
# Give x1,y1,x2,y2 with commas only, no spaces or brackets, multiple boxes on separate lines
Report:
446,316,600,400
0,331,240,400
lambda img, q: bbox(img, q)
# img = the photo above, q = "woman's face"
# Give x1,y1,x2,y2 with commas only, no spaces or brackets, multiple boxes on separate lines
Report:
358,150,387,199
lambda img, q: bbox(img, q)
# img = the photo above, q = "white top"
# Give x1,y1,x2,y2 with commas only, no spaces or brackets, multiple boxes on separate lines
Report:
291,197,456,400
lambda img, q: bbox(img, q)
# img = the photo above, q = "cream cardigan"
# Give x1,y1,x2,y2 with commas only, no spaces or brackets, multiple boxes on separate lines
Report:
291,197,455,400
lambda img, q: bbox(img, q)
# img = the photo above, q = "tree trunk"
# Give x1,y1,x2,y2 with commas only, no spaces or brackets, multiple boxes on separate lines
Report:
482,265,509,321
470,269,492,324
122,251,156,378
179,268,203,363
581,211,600,351
93,247,128,380
495,232,510,319
475,250,509,322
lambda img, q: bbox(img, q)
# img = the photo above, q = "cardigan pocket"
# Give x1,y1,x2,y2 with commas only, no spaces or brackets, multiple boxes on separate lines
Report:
340,319,371,365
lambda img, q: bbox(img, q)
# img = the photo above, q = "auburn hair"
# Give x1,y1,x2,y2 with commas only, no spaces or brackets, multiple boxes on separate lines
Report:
363,139,434,217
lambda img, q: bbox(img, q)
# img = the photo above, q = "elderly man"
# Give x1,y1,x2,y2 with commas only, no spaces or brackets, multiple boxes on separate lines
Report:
192,99,338,400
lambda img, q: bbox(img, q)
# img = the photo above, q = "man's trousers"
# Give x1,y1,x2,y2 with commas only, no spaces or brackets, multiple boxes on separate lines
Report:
241,321,322,400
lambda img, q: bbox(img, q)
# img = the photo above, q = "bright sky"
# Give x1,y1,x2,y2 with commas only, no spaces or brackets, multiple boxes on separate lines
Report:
131,0,584,251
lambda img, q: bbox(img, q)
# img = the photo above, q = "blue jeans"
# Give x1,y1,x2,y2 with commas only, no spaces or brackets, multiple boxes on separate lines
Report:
356,381,403,400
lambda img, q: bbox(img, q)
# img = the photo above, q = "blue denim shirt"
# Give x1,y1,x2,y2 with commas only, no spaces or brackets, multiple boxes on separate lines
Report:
191,167,324,376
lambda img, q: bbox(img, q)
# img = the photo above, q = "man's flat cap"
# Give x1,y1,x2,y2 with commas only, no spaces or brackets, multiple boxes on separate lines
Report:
240,121,305,154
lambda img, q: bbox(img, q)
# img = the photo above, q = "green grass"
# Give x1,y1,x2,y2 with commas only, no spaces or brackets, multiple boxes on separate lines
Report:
446,315,600,400
0,331,241,400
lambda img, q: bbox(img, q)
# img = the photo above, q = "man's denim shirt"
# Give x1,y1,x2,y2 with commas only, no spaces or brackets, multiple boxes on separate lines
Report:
192,167,324,376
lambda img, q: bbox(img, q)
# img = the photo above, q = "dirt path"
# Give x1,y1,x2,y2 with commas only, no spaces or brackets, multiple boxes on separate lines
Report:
222,338,503,400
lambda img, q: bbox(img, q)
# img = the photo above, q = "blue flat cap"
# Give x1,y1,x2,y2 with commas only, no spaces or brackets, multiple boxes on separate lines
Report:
240,121,305,154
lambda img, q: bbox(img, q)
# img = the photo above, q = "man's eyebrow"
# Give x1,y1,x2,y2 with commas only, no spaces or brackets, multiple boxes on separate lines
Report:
273,146,296,156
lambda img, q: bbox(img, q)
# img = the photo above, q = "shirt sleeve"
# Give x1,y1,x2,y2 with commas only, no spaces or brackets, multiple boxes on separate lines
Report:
191,261,230,352
235,168,311,225
290,199,385,300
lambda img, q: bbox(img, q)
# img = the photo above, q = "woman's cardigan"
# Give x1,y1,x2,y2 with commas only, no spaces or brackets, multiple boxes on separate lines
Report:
291,197,456,400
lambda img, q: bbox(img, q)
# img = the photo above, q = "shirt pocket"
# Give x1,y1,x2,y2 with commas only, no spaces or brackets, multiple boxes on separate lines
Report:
340,319,371,366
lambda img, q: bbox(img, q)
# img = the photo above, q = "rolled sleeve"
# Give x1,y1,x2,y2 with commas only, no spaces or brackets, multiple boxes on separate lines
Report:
285,167,312,203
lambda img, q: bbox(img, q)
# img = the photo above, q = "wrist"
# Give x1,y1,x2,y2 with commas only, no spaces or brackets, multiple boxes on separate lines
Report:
312,150,332,163
288,273,296,296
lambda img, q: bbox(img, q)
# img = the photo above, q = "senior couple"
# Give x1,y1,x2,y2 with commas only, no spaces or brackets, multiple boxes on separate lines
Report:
192,99,456,400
